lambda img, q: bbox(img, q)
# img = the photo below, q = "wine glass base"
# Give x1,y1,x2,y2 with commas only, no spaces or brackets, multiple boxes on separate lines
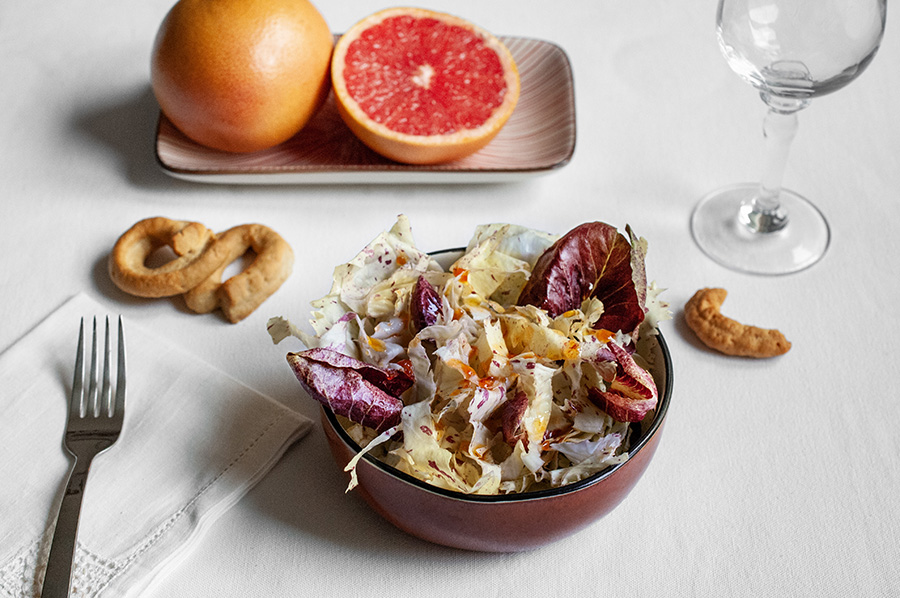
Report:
690,183,830,275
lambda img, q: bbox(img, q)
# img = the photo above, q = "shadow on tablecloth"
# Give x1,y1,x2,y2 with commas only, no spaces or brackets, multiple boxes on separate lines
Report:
72,84,186,190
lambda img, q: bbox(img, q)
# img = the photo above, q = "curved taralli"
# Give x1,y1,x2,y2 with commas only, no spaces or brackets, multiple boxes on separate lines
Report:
684,287,791,357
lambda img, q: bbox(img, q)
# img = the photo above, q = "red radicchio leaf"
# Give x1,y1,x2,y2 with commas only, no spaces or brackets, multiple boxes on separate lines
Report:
499,390,529,446
517,222,645,337
587,387,654,424
586,342,658,422
410,275,442,332
301,347,415,397
286,347,414,432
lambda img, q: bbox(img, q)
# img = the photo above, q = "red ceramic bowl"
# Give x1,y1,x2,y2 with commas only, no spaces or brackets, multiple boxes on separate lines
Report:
321,328,673,552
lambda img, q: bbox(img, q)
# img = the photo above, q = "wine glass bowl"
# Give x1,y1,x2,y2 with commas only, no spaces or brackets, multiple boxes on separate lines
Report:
692,0,886,275
718,1,885,100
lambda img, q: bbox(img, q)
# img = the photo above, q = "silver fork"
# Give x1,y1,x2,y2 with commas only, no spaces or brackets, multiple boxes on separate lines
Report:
41,316,126,598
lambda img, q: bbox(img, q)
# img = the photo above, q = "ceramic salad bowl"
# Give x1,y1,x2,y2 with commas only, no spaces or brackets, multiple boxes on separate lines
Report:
320,328,673,552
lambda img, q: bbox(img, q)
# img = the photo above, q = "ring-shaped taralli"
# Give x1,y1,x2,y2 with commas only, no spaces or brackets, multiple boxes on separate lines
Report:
184,223,294,323
108,217,230,298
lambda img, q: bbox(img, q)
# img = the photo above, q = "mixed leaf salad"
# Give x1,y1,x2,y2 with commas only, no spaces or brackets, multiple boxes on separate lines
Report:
269,215,670,495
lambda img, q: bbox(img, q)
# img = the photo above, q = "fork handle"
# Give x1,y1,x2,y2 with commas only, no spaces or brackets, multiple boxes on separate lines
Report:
42,454,95,598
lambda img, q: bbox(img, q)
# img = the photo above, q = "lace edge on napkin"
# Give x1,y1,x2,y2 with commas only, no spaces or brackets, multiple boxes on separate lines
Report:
1,407,309,598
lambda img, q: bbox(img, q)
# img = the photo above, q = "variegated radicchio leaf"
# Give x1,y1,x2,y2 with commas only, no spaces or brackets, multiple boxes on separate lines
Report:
410,275,442,332
517,222,646,337
587,342,658,422
286,347,414,432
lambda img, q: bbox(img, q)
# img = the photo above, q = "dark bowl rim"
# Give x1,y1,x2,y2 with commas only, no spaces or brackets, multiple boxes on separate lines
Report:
321,246,674,504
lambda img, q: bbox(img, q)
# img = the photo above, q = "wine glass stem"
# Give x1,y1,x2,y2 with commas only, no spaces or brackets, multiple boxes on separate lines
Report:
740,98,805,234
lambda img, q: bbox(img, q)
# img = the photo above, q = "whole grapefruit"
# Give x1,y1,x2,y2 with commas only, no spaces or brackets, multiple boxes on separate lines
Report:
331,7,520,165
151,0,333,153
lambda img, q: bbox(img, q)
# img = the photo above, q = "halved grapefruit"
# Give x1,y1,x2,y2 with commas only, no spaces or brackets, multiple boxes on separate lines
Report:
331,7,520,165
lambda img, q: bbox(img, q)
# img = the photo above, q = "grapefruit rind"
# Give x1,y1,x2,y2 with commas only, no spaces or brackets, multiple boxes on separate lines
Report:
331,7,521,165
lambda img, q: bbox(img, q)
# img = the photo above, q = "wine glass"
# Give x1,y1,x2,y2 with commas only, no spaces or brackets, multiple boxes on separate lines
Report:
691,0,887,275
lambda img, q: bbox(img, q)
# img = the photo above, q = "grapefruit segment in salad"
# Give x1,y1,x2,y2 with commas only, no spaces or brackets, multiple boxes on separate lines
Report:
270,216,671,494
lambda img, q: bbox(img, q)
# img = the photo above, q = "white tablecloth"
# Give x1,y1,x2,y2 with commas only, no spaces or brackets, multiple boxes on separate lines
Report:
2,1,898,596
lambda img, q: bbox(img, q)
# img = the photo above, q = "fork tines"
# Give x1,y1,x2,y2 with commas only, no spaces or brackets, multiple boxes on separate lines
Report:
72,316,126,420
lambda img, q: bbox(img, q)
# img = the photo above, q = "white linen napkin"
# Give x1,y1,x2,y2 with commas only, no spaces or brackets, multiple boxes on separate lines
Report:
0,293,312,598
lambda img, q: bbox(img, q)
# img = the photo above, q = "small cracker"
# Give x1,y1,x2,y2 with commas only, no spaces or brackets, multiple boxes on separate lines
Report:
684,288,790,358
